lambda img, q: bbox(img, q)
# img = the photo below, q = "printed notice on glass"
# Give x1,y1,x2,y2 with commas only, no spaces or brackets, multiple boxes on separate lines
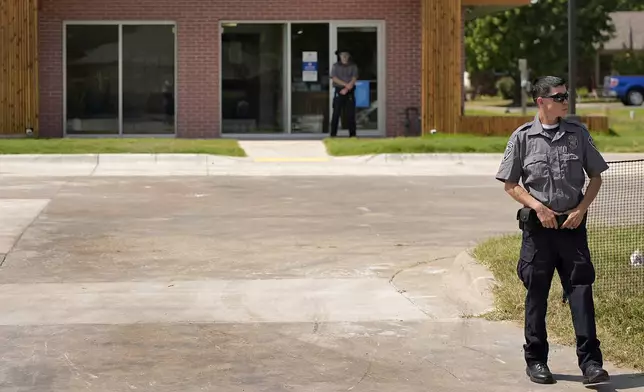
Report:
303,51,318,63
302,51,318,82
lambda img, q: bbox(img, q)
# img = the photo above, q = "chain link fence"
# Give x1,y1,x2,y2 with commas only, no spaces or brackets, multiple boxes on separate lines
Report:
586,159,644,298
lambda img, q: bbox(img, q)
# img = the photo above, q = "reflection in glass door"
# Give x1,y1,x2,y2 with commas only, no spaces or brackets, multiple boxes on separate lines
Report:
332,24,381,133
64,22,176,136
290,23,330,134
65,25,120,135
122,25,176,134
220,24,286,134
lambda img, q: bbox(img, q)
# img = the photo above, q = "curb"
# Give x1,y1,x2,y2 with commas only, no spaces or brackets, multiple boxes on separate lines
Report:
441,250,497,316
0,152,642,164
0,154,99,164
366,153,504,162
453,250,497,302
0,154,247,165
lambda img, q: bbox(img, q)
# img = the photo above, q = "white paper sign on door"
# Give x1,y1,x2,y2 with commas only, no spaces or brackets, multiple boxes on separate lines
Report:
302,51,318,82
303,51,318,62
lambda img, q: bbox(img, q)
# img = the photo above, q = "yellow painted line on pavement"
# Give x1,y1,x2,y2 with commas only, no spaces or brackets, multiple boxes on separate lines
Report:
253,157,330,163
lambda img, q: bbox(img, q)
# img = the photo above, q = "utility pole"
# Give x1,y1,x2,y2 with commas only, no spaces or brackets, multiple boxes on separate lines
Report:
519,59,528,115
567,0,579,120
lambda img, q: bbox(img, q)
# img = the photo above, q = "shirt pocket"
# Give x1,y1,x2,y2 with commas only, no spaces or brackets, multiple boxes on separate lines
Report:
561,153,584,183
522,153,549,183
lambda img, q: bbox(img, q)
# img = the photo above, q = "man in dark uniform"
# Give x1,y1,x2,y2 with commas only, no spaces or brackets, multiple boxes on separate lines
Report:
330,49,358,138
495,76,610,385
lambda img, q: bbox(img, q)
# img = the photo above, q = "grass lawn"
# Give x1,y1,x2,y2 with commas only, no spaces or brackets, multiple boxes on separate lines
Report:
472,224,644,370
325,106,644,156
0,138,246,156
325,134,510,155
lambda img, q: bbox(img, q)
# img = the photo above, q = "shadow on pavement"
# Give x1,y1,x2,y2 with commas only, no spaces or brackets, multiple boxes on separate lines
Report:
553,373,644,390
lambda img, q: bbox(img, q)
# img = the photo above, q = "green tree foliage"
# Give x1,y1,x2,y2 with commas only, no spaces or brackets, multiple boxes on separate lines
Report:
615,0,644,11
612,50,644,74
464,0,636,79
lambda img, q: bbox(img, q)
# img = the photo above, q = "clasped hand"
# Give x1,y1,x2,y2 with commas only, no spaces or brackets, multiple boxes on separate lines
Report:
535,204,586,229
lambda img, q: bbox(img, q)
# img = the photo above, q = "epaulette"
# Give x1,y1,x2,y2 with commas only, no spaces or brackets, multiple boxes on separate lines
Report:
513,121,533,135
561,116,587,130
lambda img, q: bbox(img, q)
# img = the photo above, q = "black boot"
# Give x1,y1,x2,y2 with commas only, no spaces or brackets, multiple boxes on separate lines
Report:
583,364,610,385
526,362,555,384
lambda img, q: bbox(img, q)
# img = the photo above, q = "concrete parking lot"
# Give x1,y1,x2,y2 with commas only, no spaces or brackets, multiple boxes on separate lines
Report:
1,173,643,391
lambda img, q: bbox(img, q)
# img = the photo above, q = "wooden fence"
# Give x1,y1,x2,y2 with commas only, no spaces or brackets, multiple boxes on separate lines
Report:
0,0,39,136
459,115,610,136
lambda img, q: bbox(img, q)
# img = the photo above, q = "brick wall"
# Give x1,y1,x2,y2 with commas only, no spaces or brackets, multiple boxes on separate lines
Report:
39,0,421,138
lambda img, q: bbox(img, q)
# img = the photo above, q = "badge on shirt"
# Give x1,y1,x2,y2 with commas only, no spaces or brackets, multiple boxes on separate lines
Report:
567,135,578,150
503,140,514,161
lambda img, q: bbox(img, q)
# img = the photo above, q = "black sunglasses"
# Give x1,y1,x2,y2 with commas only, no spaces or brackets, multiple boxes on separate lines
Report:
542,92,569,103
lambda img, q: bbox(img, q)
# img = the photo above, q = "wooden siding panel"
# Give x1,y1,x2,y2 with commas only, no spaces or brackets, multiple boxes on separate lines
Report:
421,0,462,135
0,0,39,136
460,116,610,136
462,0,530,5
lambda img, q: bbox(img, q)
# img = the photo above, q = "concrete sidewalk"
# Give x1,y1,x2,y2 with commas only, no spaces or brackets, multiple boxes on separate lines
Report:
1,152,642,177
239,140,331,161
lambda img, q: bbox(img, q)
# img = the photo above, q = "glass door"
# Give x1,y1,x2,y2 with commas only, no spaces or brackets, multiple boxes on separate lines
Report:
221,23,287,134
330,22,384,135
289,23,330,134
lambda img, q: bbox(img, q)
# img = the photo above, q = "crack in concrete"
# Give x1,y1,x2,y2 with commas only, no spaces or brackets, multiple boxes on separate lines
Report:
461,345,506,365
388,255,457,319
0,254,5,267
422,355,462,381
347,357,373,391
388,255,455,286
89,155,100,176
389,256,447,283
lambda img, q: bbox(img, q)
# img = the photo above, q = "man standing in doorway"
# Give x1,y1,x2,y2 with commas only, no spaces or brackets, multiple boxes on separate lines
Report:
330,49,358,138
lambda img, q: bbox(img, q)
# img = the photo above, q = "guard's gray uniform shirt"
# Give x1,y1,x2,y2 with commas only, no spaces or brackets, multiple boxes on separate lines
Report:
331,62,358,88
495,115,609,213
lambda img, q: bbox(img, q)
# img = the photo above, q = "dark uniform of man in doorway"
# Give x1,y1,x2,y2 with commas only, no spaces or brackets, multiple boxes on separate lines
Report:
495,76,610,385
330,49,358,138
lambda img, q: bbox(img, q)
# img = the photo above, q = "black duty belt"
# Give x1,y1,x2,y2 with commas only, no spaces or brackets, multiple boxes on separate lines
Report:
517,207,569,230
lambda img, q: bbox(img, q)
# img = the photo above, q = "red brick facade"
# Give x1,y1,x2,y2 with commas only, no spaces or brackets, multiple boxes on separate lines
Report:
39,0,421,138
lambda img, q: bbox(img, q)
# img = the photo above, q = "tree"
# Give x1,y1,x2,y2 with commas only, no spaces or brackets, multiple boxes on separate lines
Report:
615,0,644,11
464,0,621,98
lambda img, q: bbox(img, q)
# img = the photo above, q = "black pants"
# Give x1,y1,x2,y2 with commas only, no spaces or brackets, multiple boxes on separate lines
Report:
517,218,603,372
330,87,356,137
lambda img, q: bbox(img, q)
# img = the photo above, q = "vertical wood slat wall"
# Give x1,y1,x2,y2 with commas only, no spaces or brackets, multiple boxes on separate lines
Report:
421,0,462,134
0,0,39,136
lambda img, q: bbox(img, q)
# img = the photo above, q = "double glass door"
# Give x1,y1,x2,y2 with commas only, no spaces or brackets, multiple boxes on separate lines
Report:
220,21,383,136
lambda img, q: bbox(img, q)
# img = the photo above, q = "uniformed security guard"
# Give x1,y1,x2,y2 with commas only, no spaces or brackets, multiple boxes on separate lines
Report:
330,49,358,138
496,76,610,385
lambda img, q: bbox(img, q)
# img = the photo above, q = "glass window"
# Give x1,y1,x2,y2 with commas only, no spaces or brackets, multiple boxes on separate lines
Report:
221,24,286,134
65,25,119,135
122,25,176,135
